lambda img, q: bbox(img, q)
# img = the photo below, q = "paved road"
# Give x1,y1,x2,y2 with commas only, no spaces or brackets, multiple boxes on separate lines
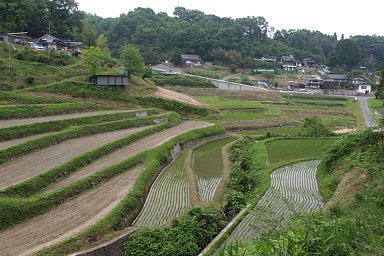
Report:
359,96,377,128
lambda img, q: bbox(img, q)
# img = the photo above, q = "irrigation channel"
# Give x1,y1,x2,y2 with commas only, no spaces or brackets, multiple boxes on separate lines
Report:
224,160,323,245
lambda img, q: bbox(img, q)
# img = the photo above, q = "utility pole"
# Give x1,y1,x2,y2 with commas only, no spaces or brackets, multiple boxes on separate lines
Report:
8,43,11,76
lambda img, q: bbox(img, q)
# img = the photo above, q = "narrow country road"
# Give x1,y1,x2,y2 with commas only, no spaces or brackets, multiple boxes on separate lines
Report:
358,96,377,127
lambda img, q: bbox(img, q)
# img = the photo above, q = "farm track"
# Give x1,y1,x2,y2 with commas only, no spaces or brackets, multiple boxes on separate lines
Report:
0,165,144,256
0,109,134,129
45,121,213,192
226,160,322,244
0,126,150,189
133,152,190,227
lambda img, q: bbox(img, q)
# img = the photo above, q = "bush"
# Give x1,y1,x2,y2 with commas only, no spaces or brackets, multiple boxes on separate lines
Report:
25,76,35,85
123,206,227,256
151,74,215,88
299,117,333,137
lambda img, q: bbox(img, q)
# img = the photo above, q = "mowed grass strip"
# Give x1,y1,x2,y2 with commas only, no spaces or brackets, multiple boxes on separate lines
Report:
0,112,179,165
0,108,160,142
0,102,119,120
239,126,300,136
265,138,336,165
133,151,190,227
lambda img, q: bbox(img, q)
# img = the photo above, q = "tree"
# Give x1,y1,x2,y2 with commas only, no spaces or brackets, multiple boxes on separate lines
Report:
335,39,361,69
299,117,333,137
119,44,145,78
375,72,384,99
81,46,105,75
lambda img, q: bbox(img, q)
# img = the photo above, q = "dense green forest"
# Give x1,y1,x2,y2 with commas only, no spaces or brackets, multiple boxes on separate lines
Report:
1,1,384,69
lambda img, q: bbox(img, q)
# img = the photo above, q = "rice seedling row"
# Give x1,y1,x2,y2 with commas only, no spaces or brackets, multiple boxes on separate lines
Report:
225,160,322,244
133,152,190,227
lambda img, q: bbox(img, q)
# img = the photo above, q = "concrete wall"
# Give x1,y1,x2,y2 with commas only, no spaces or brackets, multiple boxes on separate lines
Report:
69,228,138,256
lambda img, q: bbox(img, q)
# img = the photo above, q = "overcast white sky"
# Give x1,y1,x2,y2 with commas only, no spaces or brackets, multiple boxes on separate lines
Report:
76,0,382,37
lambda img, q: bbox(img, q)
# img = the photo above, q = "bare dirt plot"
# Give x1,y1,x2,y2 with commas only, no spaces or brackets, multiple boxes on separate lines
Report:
0,126,149,189
152,87,205,106
0,109,134,129
0,165,144,256
46,121,213,192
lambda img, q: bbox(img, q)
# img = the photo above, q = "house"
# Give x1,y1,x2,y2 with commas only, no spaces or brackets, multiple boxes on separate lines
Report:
356,84,371,95
261,56,277,62
181,54,202,66
352,77,365,86
322,73,349,88
0,32,29,44
306,77,323,88
302,58,318,69
36,34,65,51
90,75,128,87
281,55,296,65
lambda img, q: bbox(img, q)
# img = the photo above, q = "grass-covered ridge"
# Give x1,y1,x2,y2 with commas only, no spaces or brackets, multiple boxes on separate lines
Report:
27,81,209,116
0,102,118,119
0,91,69,105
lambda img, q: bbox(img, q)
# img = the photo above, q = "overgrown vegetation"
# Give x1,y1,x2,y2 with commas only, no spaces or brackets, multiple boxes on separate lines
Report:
151,74,215,88
124,206,227,256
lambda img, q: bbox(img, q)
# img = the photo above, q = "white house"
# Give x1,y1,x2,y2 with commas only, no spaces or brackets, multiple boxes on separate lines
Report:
357,84,371,95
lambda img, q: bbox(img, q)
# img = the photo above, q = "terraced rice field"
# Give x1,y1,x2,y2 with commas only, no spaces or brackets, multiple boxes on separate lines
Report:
192,137,236,202
225,160,322,244
133,152,190,227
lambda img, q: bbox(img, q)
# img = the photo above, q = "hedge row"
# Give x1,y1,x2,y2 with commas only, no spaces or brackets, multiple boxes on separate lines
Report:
0,124,226,233
0,112,180,165
0,91,69,105
0,122,173,198
28,82,209,117
0,102,118,120
0,108,161,142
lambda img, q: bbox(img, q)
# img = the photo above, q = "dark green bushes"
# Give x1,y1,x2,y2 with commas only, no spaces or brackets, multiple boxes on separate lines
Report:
14,48,75,66
123,206,227,256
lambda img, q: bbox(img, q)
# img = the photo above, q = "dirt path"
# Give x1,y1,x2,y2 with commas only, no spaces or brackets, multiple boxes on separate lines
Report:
0,109,134,129
0,133,52,150
153,87,205,106
0,165,144,256
46,121,213,192
0,126,150,189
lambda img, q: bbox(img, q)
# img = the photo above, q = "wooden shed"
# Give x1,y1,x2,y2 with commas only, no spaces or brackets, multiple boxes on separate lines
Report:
90,75,128,87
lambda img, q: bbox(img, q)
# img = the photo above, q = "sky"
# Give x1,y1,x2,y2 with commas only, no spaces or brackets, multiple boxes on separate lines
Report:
76,0,382,37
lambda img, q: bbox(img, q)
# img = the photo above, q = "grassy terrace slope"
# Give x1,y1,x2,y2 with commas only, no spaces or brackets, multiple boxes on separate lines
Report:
27,80,209,117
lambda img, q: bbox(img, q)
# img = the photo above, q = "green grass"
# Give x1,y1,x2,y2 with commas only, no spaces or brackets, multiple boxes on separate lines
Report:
0,102,118,119
239,126,300,136
368,98,384,114
265,138,336,165
193,137,236,179
196,96,265,110
28,81,209,116
0,91,69,105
